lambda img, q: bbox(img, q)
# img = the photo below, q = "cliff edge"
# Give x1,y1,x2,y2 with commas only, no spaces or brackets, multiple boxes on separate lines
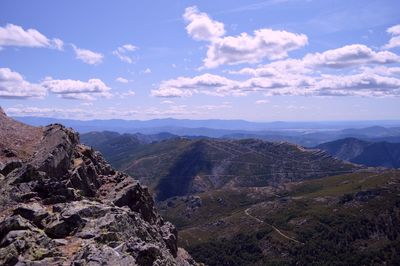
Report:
0,108,199,265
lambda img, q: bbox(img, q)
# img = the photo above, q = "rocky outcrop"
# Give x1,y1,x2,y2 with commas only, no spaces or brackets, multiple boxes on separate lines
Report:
0,110,199,265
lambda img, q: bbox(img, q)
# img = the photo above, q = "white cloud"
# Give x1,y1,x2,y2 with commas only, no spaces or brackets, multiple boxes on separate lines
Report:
151,87,193,98
41,77,112,100
230,59,310,77
116,90,136,98
0,23,63,50
143,68,152,74
0,68,46,98
316,73,400,97
182,7,307,68
121,44,137,51
255,99,270,104
116,77,129,83
151,73,236,97
303,44,400,68
113,44,137,64
383,24,400,49
151,65,400,98
183,6,225,41
123,90,136,96
204,29,308,68
72,45,103,65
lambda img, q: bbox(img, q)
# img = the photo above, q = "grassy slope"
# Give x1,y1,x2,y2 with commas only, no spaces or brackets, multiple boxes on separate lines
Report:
159,170,400,265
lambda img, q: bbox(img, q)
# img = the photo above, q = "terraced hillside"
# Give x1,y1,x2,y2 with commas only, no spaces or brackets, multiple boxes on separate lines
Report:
82,134,359,201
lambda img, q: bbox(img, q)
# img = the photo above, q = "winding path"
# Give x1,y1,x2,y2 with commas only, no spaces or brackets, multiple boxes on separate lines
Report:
244,207,304,245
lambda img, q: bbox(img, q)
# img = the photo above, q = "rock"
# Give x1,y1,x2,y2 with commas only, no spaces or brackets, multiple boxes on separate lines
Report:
72,244,138,266
160,222,178,257
113,181,159,223
45,213,84,239
0,159,22,176
13,203,49,228
0,110,199,265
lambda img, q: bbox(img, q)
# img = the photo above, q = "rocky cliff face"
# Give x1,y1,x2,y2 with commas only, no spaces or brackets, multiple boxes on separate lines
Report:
0,108,198,265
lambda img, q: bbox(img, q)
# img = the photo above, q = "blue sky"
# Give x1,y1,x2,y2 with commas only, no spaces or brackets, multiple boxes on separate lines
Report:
0,0,400,121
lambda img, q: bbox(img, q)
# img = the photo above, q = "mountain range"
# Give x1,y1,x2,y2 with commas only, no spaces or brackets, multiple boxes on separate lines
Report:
2,110,400,265
79,130,400,265
15,116,400,147
81,131,359,201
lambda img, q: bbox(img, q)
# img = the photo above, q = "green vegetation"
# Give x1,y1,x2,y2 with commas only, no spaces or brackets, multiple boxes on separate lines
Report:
165,170,400,265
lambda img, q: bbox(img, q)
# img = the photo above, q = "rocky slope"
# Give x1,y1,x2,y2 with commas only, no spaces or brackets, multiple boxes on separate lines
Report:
0,107,198,265
317,137,400,168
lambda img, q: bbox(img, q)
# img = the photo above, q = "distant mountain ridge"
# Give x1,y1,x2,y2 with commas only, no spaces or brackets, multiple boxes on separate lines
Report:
15,116,400,147
317,138,400,168
14,116,400,131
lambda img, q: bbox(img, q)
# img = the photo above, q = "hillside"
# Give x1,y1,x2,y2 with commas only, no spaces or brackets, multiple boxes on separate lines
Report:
79,130,400,265
81,132,359,201
317,138,400,168
0,108,198,265
161,169,400,265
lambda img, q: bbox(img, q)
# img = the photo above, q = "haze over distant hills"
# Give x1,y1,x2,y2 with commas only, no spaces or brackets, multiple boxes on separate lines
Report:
14,116,400,147
317,138,400,168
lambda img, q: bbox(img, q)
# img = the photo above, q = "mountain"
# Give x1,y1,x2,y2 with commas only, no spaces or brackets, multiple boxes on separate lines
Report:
0,108,199,265
15,116,400,147
15,116,400,132
80,131,177,168
79,129,400,265
317,138,400,168
81,132,360,201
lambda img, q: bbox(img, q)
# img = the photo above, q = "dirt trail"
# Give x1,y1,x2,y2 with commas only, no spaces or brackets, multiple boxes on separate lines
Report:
244,207,304,245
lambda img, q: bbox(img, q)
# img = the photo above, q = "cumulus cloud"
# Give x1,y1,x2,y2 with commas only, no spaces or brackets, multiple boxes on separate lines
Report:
0,23,63,50
183,6,225,41
72,45,103,65
115,90,136,98
383,24,400,49
303,44,400,68
204,29,308,68
230,59,310,77
151,73,237,97
183,6,307,68
316,73,400,97
41,77,112,100
143,68,152,74
151,65,400,98
116,77,129,83
255,99,270,104
0,68,46,98
113,44,137,64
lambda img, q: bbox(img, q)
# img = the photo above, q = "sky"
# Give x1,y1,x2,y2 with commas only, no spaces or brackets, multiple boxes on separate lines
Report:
0,0,400,121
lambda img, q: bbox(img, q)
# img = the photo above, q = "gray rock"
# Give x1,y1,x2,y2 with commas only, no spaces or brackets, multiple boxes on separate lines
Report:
0,113,199,265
